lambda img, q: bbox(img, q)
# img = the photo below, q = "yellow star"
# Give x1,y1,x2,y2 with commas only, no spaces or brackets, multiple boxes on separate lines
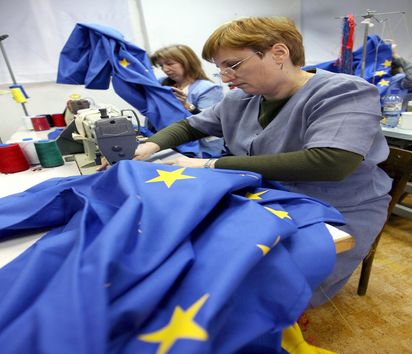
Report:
146,168,196,188
382,59,392,68
119,58,130,67
245,190,268,200
378,79,390,87
264,207,292,220
257,235,281,256
138,294,209,354
257,244,271,255
374,70,386,77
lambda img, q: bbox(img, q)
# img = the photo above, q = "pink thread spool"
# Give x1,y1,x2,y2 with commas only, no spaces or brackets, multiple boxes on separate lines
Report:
31,116,50,131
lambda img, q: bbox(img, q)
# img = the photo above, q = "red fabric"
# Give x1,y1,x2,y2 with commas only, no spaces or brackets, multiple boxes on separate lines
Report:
346,14,355,49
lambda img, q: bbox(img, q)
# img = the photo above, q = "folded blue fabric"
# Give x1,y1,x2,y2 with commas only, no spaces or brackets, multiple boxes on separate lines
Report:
0,161,344,353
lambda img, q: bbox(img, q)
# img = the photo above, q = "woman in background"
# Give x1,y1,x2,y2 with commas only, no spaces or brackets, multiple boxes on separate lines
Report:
150,44,225,157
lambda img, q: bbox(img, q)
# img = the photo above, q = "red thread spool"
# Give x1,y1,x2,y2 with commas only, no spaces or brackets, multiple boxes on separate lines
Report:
31,116,50,131
51,113,66,127
0,144,30,173
40,114,54,127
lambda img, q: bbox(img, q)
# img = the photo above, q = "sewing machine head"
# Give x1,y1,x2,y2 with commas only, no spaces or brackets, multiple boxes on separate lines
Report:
72,104,139,165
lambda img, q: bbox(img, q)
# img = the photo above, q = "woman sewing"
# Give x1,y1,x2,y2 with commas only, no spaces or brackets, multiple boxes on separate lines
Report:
130,16,392,306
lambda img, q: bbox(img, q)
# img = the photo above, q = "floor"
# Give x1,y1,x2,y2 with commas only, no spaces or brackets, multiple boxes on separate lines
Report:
303,214,412,354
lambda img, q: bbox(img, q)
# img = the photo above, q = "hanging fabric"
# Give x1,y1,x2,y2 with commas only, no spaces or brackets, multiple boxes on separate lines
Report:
57,23,199,156
339,14,355,74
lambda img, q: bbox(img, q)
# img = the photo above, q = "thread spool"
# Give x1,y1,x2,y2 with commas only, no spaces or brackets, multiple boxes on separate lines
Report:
399,112,412,130
39,114,54,128
0,143,30,173
31,116,50,131
17,138,40,164
51,113,66,127
34,140,64,168
70,93,81,100
23,116,35,130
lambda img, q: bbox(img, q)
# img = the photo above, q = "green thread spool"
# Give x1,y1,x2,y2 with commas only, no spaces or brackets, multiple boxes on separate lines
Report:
34,140,64,168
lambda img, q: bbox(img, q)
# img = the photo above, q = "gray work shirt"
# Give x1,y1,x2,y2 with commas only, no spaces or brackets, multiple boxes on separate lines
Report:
188,69,392,294
188,69,391,209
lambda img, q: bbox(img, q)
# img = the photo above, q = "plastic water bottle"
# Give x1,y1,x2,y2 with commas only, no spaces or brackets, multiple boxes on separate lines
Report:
382,89,403,128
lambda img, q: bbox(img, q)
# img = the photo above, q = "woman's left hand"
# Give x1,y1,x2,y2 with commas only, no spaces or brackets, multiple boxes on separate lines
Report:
171,87,187,105
162,156,212,169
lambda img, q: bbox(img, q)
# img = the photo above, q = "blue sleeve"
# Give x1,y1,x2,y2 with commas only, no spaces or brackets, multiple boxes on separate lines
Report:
188,81,224,110
195,86,224,110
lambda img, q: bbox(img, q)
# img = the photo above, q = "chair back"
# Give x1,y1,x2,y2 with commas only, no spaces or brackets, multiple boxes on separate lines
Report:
379,146,412,217
358,146,412,296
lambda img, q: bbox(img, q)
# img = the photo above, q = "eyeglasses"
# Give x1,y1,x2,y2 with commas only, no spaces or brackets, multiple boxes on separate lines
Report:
214,51,262,79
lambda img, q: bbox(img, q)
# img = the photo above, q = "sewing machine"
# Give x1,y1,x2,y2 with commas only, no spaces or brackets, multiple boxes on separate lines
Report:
72,104,139,166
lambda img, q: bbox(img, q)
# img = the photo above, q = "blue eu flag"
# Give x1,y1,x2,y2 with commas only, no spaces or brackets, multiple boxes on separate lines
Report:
57,23,199,155
305,35,395,98
0,161,344,353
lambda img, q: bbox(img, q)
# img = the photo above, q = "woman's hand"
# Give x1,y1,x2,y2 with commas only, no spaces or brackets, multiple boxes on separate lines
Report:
132,142,161,161
96,156,110,171
171,87,196,112
171,87,187,105
96,142,160,171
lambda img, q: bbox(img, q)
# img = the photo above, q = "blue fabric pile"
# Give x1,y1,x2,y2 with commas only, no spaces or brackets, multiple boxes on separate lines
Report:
0,161,344,353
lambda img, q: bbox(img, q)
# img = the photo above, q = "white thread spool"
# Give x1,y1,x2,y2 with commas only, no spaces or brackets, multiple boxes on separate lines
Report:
22,116,36,130
17,138,40,164
399,112,412,130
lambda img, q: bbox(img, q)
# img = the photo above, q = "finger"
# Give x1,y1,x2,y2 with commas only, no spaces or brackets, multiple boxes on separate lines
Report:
171,88,186,99
175,94,186,101
96,162,108,171
133,154,146,161
96,158,109,171
161,160,175,165
162,159,186,166
171,87,183,94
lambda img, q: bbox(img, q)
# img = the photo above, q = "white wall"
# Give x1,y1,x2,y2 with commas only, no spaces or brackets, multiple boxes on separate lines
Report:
140,0,301,81
0,0,139,84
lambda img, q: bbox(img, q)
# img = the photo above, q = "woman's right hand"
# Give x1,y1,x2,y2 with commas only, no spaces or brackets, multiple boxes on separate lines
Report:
96,142,160,171
132,142,161,161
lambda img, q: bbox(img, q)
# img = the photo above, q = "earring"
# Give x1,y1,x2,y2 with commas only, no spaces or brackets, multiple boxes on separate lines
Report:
279,63,283,70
